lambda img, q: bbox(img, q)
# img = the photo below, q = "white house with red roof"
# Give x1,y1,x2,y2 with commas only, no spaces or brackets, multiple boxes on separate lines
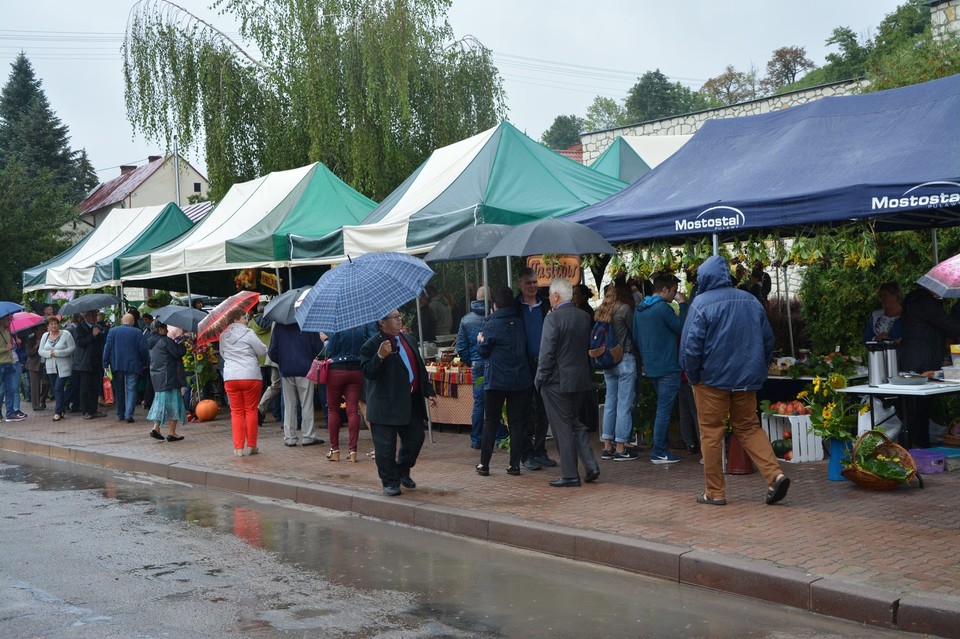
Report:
78,154,209,227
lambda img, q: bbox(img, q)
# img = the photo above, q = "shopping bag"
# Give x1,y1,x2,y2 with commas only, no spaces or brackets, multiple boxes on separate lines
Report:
102,374,115,405
306,358,329,384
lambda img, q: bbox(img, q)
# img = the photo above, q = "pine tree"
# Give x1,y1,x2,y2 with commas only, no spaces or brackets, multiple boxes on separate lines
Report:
0,53,77,193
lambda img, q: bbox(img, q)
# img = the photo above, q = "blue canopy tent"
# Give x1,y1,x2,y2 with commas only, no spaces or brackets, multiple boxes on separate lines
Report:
568,74,960,245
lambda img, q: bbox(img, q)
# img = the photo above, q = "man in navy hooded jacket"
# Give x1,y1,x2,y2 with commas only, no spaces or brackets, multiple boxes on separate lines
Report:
680,255,789,506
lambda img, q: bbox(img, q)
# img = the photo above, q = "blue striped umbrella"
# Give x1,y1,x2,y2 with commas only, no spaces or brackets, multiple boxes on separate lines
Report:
295,252,434,333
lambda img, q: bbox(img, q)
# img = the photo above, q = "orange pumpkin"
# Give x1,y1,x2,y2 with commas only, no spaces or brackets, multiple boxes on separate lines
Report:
195,399,219,422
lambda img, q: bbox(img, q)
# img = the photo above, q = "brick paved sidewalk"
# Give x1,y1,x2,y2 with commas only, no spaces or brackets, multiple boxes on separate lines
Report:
2,406,959,636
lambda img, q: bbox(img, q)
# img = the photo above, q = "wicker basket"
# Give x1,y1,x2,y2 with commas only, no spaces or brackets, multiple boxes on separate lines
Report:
840,430,918,490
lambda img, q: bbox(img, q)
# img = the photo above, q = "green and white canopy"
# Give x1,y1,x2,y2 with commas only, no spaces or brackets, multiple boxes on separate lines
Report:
224,162,376,264
22,202,193,292
589,135,692,183
117,162,375,286
290,121,628,263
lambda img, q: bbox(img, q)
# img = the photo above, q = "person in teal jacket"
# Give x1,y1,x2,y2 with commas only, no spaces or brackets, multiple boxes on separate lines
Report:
633,272,688,464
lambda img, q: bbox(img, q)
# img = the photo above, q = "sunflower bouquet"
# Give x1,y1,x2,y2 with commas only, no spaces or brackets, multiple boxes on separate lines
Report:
795,373,867,442
183,337,220,405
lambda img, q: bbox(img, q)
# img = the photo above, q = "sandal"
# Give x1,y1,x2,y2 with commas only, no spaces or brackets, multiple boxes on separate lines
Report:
326,449,340,462
766,475,790,505
696,492,727,506
52,413,62,421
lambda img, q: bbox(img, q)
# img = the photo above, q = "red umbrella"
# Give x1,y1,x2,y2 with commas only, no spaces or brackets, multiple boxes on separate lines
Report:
195,291,260,347
10,311,44,334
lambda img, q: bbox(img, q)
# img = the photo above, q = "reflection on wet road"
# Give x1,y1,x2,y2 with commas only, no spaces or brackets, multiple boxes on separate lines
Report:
0,452,922,638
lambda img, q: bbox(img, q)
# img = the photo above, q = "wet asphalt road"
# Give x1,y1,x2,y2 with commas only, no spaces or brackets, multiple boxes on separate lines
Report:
0,452,928,638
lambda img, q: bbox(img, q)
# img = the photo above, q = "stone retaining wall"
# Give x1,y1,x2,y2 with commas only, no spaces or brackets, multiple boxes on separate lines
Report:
581,80,866,165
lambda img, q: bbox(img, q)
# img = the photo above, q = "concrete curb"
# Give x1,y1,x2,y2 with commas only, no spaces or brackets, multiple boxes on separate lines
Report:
1,435,956,638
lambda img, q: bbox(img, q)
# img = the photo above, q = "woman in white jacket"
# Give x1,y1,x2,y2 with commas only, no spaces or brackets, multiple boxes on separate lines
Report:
219,309,267,456
38,316,75,421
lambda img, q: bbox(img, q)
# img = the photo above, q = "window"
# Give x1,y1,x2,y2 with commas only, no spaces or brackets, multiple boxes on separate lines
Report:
193,182,202,193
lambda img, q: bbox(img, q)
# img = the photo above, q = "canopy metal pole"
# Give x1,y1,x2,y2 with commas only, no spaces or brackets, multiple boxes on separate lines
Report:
172,136,181,206
463,264,470,319
275,267,282,293
413,293,433,443
783,265,795,357
712,233,719,255
932,228,940,265
185,273,192,304
482,258,490,315
506,257,513,289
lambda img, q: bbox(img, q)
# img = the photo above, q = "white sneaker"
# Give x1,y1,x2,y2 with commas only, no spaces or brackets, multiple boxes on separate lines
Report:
247,446,259,455
234,449,244,457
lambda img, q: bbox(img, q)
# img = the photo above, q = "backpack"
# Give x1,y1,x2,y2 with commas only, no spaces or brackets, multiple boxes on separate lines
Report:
588,320,623,369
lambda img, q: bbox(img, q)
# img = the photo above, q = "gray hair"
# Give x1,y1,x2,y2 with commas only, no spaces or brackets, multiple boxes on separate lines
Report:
476,286,488,301
549,278,573,302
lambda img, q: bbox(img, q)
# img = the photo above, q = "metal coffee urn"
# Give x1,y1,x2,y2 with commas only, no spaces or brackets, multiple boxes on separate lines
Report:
866,341,887,387
881,340,898,383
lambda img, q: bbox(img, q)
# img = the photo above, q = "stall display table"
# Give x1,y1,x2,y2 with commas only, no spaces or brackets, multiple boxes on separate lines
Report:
425,365,474,427
838,381,960,442
760,414,824,462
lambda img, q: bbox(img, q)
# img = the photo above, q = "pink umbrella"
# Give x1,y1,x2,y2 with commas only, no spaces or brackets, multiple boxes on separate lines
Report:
917,254,960,298
10,311,44,334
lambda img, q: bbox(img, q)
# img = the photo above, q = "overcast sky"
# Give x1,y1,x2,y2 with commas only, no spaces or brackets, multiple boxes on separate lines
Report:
1,0,904,182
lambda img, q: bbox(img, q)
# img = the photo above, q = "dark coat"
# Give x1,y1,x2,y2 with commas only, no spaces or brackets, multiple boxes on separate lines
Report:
360,330,435,426
102,324,149,374
72,321,105,372
268,322,322,378
149,335,186,392
680,255,773,390
477,307,531,391
535,302,592,392
456,300,486,366
899,288,960,373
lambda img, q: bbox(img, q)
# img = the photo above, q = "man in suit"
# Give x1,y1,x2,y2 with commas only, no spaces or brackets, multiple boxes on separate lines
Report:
535,278,599,487
74,310,106,420
515,267,555,470
360,309,438,496
102,313,149,423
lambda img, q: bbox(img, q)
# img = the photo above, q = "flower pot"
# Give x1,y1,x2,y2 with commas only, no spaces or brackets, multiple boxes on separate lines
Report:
828,438,852,481
726,435,755,475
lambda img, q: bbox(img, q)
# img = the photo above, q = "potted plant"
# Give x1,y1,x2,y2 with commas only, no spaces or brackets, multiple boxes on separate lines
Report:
795,373,866,479
182,336,220,411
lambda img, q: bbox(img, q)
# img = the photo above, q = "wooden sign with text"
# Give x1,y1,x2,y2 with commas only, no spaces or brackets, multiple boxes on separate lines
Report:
526,255,581,286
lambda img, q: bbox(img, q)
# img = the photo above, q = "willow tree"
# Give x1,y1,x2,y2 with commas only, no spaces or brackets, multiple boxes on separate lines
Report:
123,0,506,200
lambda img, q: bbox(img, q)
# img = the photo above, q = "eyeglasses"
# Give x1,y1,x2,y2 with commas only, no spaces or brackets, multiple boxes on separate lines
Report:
383,313,402,320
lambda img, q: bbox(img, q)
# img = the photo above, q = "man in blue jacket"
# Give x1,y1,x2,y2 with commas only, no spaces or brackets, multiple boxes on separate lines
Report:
680,255,789,506
634,272,687,464
103,313,150,423
456,286,488,449
268,323,324,447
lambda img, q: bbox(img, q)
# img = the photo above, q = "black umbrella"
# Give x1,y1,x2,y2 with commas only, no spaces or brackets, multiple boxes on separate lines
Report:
152,305,208,332
262,286,312,325
485,219,616,258
58,293,121,316
424,224,513,262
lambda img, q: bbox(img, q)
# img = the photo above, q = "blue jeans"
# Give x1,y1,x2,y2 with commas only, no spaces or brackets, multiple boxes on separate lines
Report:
470,363,485,446
48,373,68,415
0,363,18,417
649,372,681,457
114,372,139,419
601,353,637,444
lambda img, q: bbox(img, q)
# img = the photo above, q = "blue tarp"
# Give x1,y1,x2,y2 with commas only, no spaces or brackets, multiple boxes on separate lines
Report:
568,74,960,242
